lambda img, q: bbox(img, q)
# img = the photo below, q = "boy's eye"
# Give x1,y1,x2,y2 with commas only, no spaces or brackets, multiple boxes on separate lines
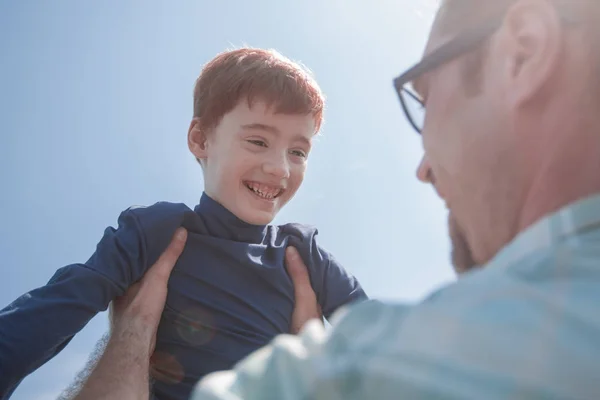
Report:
290,149,307,158
248,139,267,147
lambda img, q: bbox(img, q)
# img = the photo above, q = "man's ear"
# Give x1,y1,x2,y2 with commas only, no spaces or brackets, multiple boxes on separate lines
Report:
501,0,562,107
188,118,209,161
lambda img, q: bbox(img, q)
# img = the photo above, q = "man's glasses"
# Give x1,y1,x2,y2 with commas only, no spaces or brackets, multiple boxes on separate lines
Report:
393,18,503,134
398,88,426,134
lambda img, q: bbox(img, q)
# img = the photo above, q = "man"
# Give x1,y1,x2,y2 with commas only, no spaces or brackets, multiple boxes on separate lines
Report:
73,0,600,398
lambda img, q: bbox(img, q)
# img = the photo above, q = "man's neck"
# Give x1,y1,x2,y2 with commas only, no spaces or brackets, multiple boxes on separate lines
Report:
518,122,600,234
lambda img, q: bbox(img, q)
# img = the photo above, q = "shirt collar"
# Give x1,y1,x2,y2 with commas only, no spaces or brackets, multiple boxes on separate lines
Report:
489,192,600,269
193,192,268,243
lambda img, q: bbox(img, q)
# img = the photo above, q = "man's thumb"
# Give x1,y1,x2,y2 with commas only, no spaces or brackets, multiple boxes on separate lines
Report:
286,246,313,293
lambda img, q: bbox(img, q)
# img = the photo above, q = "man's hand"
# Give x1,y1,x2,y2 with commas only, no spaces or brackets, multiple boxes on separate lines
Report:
109,227,188,355
70,228,188,400
285,246,323,334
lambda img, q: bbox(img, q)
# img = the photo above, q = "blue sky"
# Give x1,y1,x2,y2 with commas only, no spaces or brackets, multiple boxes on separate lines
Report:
0,1,450,398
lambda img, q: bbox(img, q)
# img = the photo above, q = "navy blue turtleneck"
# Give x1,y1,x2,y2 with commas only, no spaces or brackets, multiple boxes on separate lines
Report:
0,193,367,400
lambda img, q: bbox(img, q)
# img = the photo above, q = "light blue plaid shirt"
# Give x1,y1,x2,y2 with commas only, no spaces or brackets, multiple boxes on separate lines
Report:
191,194,600,400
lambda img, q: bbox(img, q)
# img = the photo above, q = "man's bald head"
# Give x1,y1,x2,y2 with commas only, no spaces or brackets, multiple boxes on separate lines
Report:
434,0,600,44
428,0,600,97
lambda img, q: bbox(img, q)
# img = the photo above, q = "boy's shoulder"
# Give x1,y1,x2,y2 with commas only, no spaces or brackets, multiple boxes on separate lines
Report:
276,222,319,243
126,201,192,220
119,201,198,266
122,201,196,237
274,222,335,261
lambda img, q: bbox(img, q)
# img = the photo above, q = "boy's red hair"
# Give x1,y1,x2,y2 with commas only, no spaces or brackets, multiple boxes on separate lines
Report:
193,47,325,133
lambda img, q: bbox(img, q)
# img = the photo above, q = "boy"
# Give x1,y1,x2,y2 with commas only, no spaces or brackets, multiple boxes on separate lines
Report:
0,48,367,400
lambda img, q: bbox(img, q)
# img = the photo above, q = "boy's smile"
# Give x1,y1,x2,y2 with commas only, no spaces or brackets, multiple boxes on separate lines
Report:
242,180,286,216
243,181,285,201
189,100,317,225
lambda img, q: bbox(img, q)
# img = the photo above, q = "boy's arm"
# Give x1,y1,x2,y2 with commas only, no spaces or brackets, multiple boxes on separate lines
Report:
0,208,147,399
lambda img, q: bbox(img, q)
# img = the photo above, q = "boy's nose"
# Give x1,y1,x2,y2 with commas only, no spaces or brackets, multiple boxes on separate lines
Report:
262,157,290,179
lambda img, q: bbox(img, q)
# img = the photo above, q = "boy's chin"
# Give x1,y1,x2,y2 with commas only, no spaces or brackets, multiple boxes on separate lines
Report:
237,209,276,226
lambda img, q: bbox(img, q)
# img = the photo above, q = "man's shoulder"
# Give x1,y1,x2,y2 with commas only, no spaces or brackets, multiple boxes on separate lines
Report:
331,299,409,328
325,299,412,349
331,264,600,396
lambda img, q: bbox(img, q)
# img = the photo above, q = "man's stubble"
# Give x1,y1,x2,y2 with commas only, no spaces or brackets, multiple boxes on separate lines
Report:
448,213,478,274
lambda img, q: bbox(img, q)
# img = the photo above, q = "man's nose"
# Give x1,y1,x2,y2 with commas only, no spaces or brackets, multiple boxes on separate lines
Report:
416,155,434,184
262,153,290,179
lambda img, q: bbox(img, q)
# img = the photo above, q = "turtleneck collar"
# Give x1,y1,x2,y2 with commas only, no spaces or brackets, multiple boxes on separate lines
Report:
193,192,268,243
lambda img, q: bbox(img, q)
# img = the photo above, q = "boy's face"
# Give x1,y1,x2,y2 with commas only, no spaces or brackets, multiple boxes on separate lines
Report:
189,100,316,225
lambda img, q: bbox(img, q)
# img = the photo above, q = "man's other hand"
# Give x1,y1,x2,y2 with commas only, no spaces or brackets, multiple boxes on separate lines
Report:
285,246,323,334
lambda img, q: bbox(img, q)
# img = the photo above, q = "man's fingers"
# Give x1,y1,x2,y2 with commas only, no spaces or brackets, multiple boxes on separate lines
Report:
144,228,188,284
109,228,188,353
285,246,315,300
133,228,187,310
286,246,322,334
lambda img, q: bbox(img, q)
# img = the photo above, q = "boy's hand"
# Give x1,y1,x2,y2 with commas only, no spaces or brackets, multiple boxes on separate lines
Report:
109,228,188,356
285,246,323,334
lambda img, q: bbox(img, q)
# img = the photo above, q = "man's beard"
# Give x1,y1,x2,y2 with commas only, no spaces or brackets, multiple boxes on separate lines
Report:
448,214,477,274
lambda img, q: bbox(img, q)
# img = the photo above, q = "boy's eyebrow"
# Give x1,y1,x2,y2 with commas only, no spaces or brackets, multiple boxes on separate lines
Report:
241,123,312,146
242,123,280,134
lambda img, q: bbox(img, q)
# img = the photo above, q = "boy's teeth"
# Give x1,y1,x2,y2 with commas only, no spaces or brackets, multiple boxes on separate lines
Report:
246,182,282,199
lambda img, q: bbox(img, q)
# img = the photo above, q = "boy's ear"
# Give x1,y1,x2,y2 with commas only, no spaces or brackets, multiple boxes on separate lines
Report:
188,118,209,160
